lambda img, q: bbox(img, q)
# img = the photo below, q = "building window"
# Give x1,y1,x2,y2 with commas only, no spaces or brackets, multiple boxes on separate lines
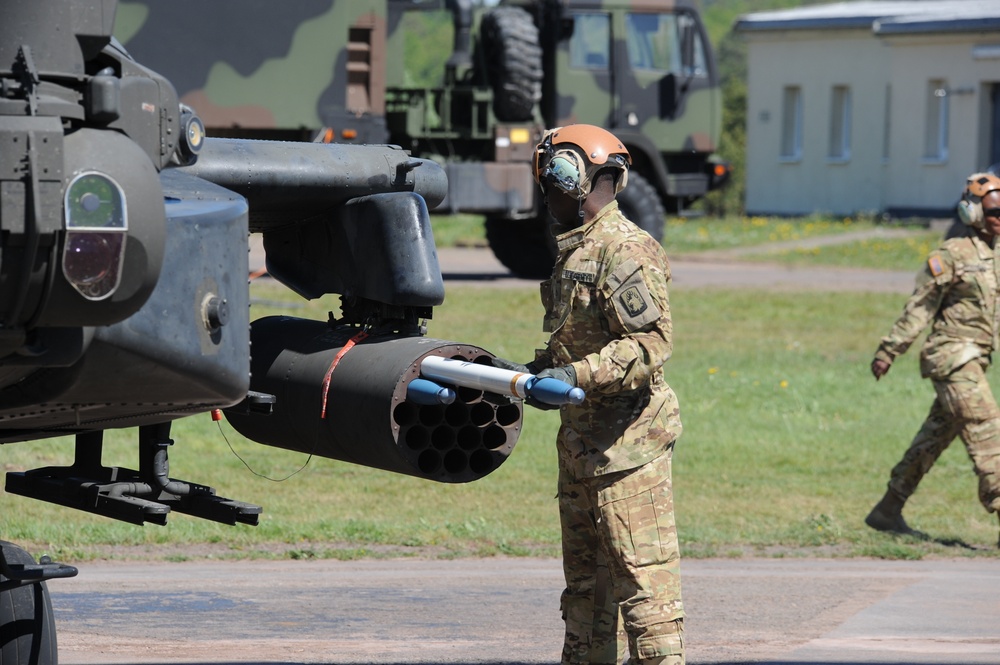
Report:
923,79,949,161
570,13,610,69
882,84,891,161
828,85,851,160
780,86,802,160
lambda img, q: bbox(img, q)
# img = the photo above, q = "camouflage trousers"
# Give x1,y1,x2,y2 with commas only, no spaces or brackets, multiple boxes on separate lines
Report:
558,448,684,665
888,358,1000,512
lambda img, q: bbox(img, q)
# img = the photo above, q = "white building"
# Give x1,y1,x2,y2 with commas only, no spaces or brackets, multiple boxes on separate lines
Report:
735,1,1000,218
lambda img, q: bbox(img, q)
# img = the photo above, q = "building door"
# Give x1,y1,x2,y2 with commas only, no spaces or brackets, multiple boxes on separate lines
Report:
990,83,1000,167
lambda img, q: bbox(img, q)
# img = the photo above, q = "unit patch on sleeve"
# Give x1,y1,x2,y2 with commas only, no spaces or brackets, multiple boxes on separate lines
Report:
928,254,945,277
605,259,661,332
619,286,648,317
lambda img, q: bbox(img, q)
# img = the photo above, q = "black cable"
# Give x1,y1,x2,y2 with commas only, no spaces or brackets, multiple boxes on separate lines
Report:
216,421,312,482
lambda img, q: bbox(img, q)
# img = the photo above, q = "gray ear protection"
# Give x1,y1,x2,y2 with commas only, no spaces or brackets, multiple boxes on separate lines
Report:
958,189,985,229
957,196,982,228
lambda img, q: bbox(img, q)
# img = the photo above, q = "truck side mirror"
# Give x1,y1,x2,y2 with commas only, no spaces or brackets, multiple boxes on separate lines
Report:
558,16,575,41
658,72,679,120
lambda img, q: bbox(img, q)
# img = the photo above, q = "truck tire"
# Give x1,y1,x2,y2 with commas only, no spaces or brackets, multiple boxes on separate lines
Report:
480,6,543,122
0,542,58,665
485,216,555,280
618,172,666,242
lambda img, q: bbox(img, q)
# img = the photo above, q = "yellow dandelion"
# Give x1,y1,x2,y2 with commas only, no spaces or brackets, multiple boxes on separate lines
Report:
780,380,789,389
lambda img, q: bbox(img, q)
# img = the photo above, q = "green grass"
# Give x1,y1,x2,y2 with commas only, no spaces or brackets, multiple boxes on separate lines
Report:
2,277,997,563
433,213,882,255
430,213,487,248
662,215,883,254
661,215,947,271
755,229,946,271
665,288,995,558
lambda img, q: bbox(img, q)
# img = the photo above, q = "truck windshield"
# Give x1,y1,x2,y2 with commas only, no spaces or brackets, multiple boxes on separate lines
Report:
625,12,707,77
569,13,610,69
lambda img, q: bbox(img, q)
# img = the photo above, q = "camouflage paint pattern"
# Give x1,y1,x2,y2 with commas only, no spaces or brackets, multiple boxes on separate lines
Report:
543,0,718,142
117,0,722,207
115,1,388,140
533,200,683,662
515,0,721,194
876,233,1000,513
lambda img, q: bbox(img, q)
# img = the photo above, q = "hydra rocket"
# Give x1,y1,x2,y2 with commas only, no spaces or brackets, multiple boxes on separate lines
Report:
418,356,585,406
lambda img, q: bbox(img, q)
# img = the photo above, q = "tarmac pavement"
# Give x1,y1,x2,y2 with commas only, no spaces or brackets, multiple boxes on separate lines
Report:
432,246,918,294
249,234,920,294
53,555,1000,665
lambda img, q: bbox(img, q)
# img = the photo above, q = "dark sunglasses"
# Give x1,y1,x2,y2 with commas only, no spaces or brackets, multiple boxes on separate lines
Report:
984,208,1000,218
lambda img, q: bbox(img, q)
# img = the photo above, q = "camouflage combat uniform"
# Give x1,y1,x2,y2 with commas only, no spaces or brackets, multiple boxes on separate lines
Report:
874,233,1000,514
533,201,684,665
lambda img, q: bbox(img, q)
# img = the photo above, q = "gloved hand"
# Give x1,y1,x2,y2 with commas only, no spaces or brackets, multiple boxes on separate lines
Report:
492,357,547,375
536,366,576,387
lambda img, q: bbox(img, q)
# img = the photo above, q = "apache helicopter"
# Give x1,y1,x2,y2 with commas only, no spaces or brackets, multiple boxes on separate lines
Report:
0,1,581,661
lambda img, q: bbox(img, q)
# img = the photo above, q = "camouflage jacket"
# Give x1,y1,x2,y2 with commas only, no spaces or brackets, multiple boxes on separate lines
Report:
876,233,1000,379
535,201,681,477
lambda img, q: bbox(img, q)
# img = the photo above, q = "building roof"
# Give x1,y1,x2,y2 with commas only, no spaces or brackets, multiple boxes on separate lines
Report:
734,0,1000,35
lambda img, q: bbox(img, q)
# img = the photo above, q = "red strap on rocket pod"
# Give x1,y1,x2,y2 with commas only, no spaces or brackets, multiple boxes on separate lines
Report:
320,329,370,419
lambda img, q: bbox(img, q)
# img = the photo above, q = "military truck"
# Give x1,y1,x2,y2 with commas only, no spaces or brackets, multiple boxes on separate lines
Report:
116,0,728,277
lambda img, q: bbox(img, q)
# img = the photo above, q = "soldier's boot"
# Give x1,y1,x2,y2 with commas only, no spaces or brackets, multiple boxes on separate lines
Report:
865,490,919,535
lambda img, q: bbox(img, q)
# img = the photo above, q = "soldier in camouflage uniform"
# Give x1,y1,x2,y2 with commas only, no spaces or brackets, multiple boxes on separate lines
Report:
494,125,684,665
867,173,1000,547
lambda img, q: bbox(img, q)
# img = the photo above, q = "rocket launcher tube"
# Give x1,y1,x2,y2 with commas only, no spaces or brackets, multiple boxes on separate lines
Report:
420,356,585,406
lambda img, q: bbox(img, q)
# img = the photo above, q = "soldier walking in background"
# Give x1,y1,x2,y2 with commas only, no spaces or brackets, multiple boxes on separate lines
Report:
493,125,685,665
867,172,1000,548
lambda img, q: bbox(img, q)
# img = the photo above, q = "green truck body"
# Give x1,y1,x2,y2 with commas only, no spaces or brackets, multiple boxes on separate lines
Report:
116,0,727,276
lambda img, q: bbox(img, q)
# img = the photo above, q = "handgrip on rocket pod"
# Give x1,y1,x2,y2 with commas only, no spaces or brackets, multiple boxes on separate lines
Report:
419,356,586,406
